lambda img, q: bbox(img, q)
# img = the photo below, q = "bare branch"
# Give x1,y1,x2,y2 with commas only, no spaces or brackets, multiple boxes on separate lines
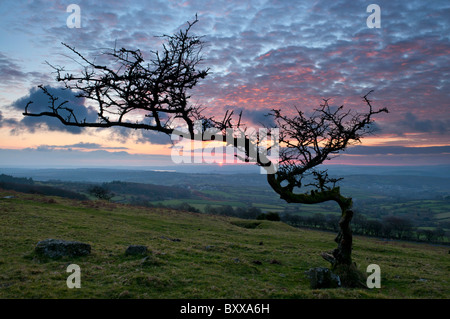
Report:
267,91,388,207
24,16,210,138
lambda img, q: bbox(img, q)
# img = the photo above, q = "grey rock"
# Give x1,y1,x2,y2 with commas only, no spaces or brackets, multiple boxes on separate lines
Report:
305,267,341,289
35,239,91,259
125,245,148,256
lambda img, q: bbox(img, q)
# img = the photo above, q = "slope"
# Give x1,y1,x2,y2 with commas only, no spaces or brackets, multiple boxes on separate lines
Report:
0,190,448,299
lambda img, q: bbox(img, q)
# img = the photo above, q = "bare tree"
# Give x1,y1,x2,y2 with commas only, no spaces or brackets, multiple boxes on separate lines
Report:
23,17,388,287
267,94,387,286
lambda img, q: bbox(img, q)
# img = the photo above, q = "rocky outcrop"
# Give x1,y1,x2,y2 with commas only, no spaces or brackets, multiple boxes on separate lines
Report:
305,267,341,289
125,245,148,256
35,239,91,259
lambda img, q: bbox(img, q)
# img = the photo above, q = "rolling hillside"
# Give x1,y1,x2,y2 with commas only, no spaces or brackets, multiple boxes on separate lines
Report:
0,190,448,299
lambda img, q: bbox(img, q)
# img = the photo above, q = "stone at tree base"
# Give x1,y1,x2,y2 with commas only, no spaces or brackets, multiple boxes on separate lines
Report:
333,263,368,288
125,245,148,256
35,239,91,259
305,267,341,289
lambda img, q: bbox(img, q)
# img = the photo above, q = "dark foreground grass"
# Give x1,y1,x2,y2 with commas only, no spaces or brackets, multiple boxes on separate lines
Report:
0,190,448,299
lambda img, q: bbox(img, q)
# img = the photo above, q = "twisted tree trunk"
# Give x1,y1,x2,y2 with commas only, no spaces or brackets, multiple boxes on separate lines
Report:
322,204,367,288
267,173,366,287
335,208,353,264
324,200,353,266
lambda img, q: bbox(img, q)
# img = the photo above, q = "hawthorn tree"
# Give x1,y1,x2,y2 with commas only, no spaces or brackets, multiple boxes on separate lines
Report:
23,17,388,287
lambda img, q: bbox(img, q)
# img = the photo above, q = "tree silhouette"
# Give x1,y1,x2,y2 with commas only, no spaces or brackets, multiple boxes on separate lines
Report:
23,16,388,287
267,94,387,286
88,185,113,201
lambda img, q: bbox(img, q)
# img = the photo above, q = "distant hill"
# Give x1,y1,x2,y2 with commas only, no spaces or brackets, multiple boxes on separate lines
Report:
2,164,449,180
1,168,449,245
0,174,87,200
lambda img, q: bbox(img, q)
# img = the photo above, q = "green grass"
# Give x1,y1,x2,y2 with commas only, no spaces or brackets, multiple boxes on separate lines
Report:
0,190,449,299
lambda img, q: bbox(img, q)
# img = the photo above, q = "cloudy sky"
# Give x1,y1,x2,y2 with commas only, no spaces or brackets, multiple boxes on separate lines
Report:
0,0,449,168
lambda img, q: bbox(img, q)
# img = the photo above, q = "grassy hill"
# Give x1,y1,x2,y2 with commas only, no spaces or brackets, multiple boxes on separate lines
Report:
0,190,448,299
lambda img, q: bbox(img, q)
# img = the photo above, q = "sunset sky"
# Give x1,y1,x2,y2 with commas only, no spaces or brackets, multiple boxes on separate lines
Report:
0,0,449,168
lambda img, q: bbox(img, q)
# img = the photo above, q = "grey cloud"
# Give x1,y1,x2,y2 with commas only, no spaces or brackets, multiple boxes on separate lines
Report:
382,112,450,136
0,110,20,128
107,126,172,146
402,112,450,134
0,52,48,85
137,130,172,145
346,145,450,155
226,106,276,128
66,142,128,150
27,143,129,151
0,53,25,83
10,86,97,134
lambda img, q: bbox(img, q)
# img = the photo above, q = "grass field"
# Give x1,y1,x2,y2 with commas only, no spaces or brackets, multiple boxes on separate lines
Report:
0,190,449,299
